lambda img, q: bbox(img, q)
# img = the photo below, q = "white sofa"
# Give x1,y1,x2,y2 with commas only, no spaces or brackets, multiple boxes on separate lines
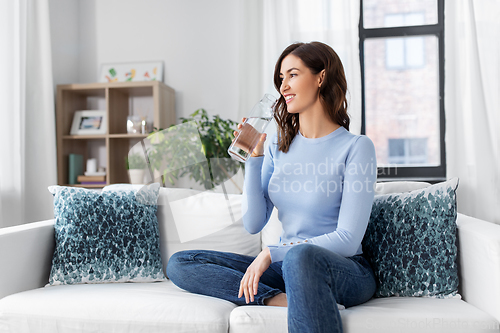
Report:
1,183,500,333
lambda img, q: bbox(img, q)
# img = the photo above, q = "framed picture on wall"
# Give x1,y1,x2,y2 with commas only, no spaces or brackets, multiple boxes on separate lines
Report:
70,110,107,135
98,61,164,83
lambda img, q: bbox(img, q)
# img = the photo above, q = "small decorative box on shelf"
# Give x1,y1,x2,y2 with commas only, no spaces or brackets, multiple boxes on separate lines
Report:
77,175,106,186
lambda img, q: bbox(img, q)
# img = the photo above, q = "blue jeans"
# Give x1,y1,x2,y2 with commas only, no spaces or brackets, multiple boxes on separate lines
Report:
167,244,376,333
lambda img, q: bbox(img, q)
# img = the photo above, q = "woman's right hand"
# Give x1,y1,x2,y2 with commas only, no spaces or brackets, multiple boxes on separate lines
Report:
233,118,267,157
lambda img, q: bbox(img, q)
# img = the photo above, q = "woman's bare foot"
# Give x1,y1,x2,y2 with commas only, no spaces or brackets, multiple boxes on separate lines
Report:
264,293,287,307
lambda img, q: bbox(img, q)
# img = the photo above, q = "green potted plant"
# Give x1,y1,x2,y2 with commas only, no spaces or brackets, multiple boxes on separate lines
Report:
147,109,241,191
126,152,147,184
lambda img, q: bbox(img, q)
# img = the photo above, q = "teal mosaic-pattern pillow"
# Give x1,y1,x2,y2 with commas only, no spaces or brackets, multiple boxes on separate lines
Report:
48,184,165,285
362,178,459,298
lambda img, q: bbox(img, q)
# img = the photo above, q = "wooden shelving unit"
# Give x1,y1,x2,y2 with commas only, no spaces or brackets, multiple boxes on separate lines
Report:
56,81,176,188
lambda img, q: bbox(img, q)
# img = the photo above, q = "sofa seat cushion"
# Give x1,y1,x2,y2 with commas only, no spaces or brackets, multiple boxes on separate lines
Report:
342,297,500,333
228,297,500,333
0,281,236,333
230,306,287,333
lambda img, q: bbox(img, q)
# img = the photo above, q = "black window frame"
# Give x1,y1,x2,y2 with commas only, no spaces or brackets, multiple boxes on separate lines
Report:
359,0,446,182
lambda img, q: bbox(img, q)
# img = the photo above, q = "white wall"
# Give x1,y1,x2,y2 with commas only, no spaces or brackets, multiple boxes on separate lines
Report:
50,0,241,123
49,0,79,91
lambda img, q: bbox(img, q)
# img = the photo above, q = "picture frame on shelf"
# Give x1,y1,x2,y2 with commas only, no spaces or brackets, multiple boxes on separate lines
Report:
98,61,164,83
70,110,107,135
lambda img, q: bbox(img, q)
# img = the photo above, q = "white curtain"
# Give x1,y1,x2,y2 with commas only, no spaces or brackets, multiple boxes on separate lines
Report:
0,0,57,228
445,0,500,224
238,0,362,134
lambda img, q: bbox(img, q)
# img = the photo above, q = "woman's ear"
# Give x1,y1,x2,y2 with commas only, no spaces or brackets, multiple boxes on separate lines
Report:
318,69,326,87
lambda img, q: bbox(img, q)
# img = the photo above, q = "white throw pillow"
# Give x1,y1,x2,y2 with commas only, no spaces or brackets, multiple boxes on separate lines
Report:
375,181,431,195
157,187,262,277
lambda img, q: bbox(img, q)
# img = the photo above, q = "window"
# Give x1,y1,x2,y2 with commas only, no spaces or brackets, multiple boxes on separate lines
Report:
385,36,425,69
385,13,425,69
359,0,445,180
388,138,428,164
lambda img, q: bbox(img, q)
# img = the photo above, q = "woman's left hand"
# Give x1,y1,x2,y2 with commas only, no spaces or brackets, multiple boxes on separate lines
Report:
238,247,272,304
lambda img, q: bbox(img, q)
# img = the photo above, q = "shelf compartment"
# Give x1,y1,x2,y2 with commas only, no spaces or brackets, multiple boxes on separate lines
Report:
57,88,106,137
108,88,134,135
108,138,136,184
57,138,109,184
59,139,106,186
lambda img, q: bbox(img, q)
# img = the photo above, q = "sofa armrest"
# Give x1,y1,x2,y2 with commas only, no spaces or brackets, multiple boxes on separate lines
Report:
0,219,55,300
457,213,500,322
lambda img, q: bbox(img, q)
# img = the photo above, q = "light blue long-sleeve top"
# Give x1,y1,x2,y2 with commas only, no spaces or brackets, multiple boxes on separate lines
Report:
242,126,377,263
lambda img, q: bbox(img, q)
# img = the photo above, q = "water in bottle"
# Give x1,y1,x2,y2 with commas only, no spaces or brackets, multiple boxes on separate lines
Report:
228,94,276,162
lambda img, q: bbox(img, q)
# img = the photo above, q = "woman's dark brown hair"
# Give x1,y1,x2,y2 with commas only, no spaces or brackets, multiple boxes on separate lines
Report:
273,41,350,153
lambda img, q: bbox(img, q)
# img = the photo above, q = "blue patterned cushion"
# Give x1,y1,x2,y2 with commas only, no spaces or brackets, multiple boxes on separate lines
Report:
362,178,459,298
47,184,165,285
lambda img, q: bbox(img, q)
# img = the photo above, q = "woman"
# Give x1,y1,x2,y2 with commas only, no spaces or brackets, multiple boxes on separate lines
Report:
167,41,377,333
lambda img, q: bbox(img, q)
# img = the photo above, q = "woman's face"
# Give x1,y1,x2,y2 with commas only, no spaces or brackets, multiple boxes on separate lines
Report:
279,54,323,114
